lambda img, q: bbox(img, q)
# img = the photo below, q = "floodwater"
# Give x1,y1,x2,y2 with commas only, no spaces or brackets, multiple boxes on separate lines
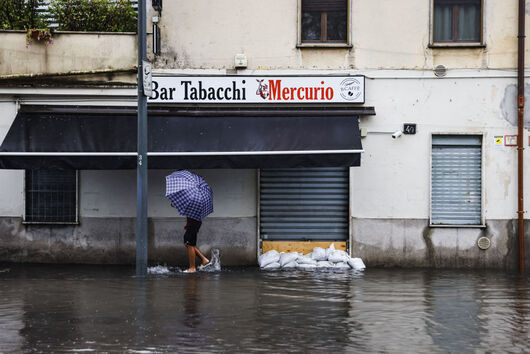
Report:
0,265,528,353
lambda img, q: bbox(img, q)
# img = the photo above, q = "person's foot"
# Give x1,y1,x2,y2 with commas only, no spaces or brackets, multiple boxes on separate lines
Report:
183,268,196,273
202,259,210,266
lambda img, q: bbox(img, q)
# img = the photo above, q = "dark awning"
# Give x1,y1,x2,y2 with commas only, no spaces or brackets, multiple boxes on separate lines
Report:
0,106,372,169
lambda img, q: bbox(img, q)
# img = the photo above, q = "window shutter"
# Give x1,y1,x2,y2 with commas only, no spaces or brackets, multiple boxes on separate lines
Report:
302,0,347,12
431,136,482,225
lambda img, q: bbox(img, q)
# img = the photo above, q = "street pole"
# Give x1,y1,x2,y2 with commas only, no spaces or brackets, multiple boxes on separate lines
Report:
517,0,525,273
136,0,148,276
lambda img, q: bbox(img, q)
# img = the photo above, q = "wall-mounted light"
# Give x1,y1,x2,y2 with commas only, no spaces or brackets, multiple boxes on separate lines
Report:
152,0,162,14
152,16,160,56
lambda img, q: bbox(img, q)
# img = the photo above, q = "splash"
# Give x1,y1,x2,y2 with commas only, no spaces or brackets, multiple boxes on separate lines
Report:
200,248,221,272
147,265,172,275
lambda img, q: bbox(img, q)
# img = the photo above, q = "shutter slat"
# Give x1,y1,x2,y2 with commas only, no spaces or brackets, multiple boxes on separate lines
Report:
260,167,349,241
431,136,482,225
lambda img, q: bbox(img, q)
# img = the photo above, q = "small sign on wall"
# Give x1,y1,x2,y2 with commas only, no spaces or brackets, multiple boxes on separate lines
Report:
494,136,504,150
403,123,416,134
505,135,518,146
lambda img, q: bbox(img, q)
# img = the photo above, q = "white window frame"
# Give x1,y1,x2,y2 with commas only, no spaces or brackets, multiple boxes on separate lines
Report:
429,133,485,228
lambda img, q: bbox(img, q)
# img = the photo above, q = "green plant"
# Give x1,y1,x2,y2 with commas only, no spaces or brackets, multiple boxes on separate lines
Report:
26,27,53,46
0,0,47,30
50,0,137,32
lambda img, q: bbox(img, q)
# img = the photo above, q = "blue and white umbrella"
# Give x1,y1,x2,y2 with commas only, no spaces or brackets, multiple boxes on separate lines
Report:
165,170,214,221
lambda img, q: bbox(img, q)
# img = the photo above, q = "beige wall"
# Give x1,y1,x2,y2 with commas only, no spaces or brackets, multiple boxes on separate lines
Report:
0,31,137,77
152,0,528,70
0,1,525,76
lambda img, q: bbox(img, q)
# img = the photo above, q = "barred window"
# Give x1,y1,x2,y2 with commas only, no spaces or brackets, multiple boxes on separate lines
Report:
433,0,482,44
25,170,78,224
301,0,348,44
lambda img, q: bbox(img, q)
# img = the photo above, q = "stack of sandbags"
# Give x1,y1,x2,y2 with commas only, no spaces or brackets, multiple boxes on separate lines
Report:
259,243,366,271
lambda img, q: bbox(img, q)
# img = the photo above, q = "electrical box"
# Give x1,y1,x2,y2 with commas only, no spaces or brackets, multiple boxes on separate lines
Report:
234,54,248,69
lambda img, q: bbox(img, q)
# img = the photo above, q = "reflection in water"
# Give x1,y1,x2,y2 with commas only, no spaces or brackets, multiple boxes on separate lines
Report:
423,272,483,352
0,265,528,352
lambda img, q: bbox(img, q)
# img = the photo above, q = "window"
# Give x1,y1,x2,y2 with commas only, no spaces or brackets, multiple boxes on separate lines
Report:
300,0,348,45
25,170,78,224
432,0,482,44
431,135,482,226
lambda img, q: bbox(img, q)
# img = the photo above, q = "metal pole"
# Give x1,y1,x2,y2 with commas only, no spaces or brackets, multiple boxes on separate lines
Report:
136,0,148,276
517,0,525,273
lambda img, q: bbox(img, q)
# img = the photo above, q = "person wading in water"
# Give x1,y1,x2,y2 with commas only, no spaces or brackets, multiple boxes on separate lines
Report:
182,216,210,273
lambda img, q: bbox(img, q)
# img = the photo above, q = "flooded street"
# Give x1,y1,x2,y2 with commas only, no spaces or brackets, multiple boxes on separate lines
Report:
0,265,529,353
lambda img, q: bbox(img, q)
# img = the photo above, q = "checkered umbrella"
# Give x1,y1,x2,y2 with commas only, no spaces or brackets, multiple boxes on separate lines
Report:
165,170,214,221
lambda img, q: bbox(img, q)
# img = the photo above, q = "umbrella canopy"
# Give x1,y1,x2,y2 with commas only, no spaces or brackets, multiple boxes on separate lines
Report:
165,170,214,221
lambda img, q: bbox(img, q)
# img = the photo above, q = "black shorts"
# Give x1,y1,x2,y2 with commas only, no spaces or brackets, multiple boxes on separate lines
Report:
183,222,201,246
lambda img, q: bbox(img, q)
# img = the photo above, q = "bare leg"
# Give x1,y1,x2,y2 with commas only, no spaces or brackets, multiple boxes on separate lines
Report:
185,244,196,272
194,246,210,265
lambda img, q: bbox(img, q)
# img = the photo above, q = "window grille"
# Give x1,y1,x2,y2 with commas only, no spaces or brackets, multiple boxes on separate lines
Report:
431,135,482,226
25,170,78,224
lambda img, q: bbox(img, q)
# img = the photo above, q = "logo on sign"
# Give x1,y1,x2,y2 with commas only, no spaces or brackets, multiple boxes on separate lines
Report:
256,79,269,100
339,78,362,101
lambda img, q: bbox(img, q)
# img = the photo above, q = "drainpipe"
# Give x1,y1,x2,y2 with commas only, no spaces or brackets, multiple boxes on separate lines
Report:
517,0,525,273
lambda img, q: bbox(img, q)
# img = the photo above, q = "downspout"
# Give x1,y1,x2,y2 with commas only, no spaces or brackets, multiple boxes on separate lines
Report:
517,0,525,273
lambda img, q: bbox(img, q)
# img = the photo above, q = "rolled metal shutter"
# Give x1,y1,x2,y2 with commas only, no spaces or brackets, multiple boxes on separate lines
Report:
260,167,349,240
431,135,482,225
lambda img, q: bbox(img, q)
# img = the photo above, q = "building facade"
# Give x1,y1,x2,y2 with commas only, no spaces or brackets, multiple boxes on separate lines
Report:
0,0,529,269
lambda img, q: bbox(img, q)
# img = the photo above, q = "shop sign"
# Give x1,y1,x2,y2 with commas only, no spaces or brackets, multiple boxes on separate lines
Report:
148,76,365,104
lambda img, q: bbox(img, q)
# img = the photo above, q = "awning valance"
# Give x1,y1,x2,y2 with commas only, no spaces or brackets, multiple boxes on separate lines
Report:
0,106,371,169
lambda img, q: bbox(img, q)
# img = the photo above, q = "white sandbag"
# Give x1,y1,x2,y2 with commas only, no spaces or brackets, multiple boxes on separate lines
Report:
262,262,281,270
311,247,327,261
305,252,313,259
258,250,280,268
297,255,317,265
327,250,350,263
348,258,366,270
325,243,336,259
297,263,317,271
282,261,297,269
316,261,334,268
279,252,299,267
334,262,351,270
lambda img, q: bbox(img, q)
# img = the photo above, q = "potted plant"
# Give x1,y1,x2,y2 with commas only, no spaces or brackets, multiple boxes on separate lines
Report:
26,28,53,46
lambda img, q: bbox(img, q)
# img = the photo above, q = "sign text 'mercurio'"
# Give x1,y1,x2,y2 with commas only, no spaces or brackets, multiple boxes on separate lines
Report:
149,76,365,104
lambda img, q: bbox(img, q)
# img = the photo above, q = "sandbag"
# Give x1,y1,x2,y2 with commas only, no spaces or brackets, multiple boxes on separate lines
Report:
316,261,334,268
297,255,317,265
305,252,313,259
258,250,280,268
262,262,281,270
348,258,366,270
328,250,350,263
297,263,317,271
334,262,351,270
311,247,327,261
325,243,336,259
282,261,297,269
279,252,299,267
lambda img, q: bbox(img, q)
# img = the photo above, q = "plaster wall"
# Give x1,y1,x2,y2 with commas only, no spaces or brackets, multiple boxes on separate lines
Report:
0,216,257,266
152,0,529,70
0,31,136,76
80,169,257,218
351,218,530,270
